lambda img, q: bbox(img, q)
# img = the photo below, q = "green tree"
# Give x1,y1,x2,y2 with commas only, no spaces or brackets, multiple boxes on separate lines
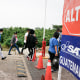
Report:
53,25,62,30
1,27,57,48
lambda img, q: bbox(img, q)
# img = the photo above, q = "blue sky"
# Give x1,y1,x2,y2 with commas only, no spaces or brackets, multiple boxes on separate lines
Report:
0,0,64,29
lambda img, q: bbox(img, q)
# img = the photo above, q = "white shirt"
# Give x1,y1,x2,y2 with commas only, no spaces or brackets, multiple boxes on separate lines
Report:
24,32,28,43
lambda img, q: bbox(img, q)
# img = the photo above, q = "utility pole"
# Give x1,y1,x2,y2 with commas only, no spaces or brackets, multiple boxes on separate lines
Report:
43,0,47,39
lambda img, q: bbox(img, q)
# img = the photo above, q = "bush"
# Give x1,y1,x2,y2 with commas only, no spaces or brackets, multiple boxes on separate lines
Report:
4,38,11,47
16,39,24,47
1,26,62,48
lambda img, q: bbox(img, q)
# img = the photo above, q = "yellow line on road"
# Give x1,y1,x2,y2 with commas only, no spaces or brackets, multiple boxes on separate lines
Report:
17,68,25,71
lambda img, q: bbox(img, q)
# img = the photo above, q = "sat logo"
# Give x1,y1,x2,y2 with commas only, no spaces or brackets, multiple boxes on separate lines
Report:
61,41,80,58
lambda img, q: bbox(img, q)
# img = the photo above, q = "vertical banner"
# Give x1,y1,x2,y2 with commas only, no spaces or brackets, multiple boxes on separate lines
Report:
59,0,80,79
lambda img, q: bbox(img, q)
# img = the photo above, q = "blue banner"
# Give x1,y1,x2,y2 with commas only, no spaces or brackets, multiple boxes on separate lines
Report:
59,35,80,80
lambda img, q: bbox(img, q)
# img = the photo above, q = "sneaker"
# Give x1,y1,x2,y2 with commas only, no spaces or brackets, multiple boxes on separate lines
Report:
8,54,12,55
20,52,23,54
27,56,29,60
30,59,32,61
51,69,54,72
2,57,6,60
20,53,24,55
51,69,57,72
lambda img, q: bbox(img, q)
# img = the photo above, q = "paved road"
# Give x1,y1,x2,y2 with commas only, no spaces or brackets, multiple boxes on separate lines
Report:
0,51,31,80
0,49,77,80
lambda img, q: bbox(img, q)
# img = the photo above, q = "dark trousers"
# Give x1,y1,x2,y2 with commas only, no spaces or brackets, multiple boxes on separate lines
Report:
48,51,55,63
21,43,27,53
28,47,35,59
8,43,20,54
49,51,59,70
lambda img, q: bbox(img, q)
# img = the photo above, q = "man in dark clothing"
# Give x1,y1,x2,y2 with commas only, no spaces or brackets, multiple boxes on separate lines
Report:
8,32,20,55
27,29,38,61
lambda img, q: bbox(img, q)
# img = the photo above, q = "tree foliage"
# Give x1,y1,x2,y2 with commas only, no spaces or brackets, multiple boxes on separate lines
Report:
53,25,62,30
0,25,62,48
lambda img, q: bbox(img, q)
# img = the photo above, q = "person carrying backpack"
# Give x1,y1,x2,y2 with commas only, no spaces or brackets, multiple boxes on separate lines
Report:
27,29,38,61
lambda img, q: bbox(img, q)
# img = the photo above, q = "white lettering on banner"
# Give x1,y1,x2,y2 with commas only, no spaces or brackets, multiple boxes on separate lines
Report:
66,10,70,22
71,8,75,22
60,56,80,77
61,41,80,58
66,6,80,22
75,6,80,21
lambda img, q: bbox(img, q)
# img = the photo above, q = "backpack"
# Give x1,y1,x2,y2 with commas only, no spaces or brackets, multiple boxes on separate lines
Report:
27,34,37,48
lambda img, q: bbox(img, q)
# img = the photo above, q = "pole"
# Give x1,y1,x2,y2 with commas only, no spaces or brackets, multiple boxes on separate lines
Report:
43,0,47,39
57,65,62,80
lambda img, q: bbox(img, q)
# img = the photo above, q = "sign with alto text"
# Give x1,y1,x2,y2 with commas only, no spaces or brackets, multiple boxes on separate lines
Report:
59,0,80,79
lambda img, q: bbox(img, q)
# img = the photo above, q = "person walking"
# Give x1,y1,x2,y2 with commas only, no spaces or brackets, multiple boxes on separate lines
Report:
8,32,20,55
27,29,38,61
0,44,6,60
21,29,30,54
48,32,59,72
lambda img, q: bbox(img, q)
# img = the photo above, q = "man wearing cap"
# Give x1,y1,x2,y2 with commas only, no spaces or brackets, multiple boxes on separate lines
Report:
8,32,20,55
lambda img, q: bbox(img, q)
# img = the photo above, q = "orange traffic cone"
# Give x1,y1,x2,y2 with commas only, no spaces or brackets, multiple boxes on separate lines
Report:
35,52,45,69
32,49,36,62
45,59,52,80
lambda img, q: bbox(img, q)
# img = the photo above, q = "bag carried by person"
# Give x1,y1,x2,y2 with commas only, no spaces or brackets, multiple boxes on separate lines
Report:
27,34,37,48
52,56,59,70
